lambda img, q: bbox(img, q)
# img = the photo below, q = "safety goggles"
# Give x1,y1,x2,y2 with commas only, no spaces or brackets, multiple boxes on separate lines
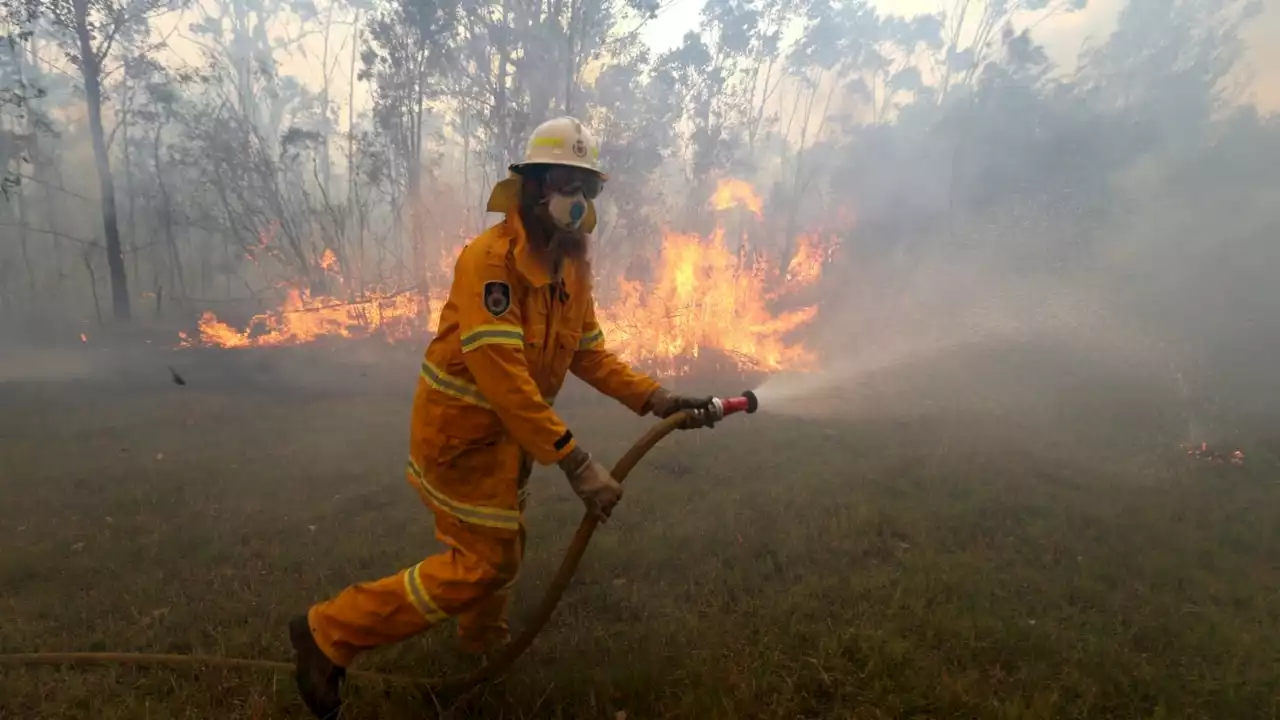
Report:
542,165,605,200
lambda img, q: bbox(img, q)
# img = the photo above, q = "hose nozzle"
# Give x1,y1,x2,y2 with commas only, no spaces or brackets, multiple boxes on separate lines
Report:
706,390,759,423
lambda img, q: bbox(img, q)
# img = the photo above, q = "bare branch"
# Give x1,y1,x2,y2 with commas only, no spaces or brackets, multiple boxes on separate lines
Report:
0,222,98,246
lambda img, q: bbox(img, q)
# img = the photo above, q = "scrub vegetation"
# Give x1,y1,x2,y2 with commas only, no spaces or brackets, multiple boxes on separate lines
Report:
2,345,1278,719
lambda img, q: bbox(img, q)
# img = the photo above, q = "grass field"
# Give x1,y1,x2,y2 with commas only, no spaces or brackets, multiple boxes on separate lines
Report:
1,343,1278,719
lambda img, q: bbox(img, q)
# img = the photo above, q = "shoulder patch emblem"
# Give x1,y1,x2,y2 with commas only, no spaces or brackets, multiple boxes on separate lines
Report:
483,280,512,318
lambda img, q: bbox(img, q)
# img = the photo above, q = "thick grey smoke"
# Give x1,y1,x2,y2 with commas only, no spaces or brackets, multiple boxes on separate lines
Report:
0,0,1275,440
753,0,1280,452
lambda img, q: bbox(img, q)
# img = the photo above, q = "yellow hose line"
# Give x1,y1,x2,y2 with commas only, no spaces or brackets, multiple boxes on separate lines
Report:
0,411,692,700
0,652,418,686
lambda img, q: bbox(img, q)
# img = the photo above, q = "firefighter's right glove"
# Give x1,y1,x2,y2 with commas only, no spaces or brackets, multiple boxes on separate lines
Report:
647,387,717,429
558,446,623,522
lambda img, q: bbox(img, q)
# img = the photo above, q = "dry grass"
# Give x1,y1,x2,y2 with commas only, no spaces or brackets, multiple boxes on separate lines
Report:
1,345,1279,719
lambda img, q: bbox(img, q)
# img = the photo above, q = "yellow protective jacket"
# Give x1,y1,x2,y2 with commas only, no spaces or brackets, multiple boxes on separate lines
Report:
407,200,660,534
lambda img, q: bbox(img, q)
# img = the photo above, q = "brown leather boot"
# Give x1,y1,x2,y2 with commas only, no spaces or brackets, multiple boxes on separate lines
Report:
289,614,346,719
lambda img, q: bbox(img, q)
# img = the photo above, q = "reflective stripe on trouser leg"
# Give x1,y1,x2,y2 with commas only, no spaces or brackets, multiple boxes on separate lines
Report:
308,511,523,668
457,451,532,652
308,569,445,668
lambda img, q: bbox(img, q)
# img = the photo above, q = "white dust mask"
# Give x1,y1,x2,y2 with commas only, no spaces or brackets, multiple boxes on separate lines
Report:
547,191,587,230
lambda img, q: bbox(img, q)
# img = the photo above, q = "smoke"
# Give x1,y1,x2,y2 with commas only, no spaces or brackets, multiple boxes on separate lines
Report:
762,224,1276,461
757,247,1165,414
0,340,94,383
0,0,1276,437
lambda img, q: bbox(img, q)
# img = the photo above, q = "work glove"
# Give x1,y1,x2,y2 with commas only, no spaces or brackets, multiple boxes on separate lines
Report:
647,387,717,429
558,446,623,522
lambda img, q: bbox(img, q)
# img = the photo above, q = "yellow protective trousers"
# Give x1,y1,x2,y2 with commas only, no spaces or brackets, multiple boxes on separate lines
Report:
307,439,531,668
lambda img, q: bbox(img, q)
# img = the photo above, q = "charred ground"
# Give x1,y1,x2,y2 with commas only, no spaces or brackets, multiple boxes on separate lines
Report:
1,344,1279,719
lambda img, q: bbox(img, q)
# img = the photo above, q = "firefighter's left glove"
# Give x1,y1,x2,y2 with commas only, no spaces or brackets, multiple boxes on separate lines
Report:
558,446,623,522
647,387,717,429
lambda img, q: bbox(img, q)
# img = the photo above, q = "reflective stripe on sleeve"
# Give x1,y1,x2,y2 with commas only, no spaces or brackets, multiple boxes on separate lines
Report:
578,327,605,350
461,324,525,353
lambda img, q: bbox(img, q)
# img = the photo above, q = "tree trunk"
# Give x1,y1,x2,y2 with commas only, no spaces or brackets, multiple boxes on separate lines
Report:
153,122,185,300
47,145,70,286
17,184,34,297
781,73,822,264
564,0,578,114
319,0,335,195
122,72,139,286
347,9,361,292
28,36,63,286
74,0,131,320
408,53,426,294
493,0,510,180
83,250,103,328
232,0,254,124
10,39,35,298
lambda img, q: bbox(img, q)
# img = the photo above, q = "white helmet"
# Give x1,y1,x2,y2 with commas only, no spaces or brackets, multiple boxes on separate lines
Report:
510,117,603,176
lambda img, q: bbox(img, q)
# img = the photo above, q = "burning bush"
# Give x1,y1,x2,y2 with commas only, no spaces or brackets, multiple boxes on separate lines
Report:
179,180,844,378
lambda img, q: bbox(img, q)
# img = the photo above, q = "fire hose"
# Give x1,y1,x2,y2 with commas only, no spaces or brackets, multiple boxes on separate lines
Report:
0,391,760,703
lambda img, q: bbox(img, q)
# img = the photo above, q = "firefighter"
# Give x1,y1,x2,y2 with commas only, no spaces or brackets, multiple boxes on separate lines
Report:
288,116,715,718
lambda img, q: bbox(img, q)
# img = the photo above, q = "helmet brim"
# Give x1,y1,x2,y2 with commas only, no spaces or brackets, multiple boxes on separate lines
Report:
510,161,608,182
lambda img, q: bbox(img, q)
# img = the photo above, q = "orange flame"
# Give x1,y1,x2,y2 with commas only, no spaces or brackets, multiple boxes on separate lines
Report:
180,183,840,377
708,178,763,217
595,227,823,376
785,234,839,288
319,248,340,274
179,244,455,349
182,289,439,348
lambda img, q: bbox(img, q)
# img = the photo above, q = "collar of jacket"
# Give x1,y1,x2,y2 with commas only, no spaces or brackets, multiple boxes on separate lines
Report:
486,173,596,289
